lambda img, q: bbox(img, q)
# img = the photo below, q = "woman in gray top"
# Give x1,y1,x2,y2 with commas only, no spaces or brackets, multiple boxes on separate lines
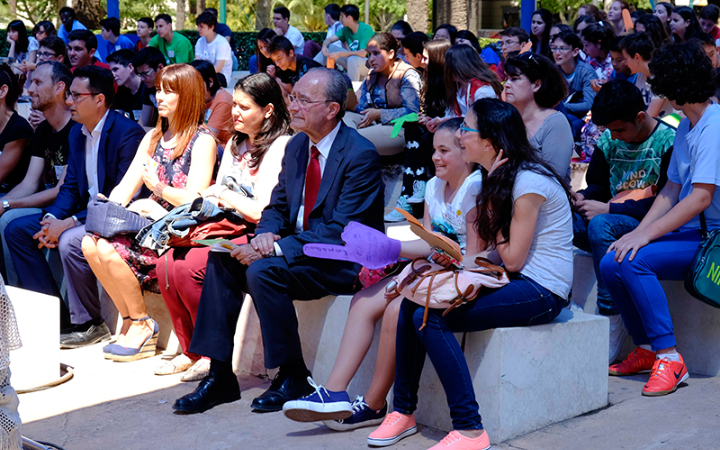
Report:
503,52,574,181
552,30,597,118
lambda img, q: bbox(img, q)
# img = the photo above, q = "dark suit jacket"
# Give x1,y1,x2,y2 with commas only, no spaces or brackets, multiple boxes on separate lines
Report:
256,122,385,266
44,110,145,222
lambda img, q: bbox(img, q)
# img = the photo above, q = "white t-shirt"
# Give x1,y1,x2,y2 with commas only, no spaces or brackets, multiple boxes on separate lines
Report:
446,81,497,118
216,136,291,208
284,25,305,56
195,35,233,84
512,167,573,299
667,103,720,231
425,171,483,252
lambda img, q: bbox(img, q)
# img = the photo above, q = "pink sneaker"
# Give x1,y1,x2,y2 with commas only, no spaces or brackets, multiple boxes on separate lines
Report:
367,411,418,447
428,430,491,450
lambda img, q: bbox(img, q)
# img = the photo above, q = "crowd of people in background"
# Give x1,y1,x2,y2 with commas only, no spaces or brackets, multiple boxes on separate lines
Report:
2,2,720,449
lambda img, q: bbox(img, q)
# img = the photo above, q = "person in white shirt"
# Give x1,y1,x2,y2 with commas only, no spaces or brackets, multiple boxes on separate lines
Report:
194,11,233,87
273,6,305,56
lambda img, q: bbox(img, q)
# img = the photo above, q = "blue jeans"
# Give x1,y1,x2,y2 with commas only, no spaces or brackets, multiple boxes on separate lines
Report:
599,230,701,351
393,274,565,430
573,212,640,316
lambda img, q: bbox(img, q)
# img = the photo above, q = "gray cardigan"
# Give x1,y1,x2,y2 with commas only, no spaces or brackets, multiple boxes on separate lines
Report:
563,61,596,118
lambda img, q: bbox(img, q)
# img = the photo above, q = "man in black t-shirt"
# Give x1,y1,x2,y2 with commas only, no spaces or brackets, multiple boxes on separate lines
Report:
268,36,321,95
132,47,165,128
107,49,144,122
0,61,74,294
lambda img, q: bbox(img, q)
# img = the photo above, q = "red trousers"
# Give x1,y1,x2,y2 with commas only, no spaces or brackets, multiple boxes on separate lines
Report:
156,237,248,359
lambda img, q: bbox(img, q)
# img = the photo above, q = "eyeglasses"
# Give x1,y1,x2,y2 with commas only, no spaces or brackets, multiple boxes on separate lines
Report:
36,51,56,58
287,94,330,108
65,91,98,101
136,68,154,79
500,39,520,47
550,46,572,53
460,122,480,134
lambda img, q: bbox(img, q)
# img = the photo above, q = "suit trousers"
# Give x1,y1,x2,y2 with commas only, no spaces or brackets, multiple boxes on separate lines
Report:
5,214,101,327
189,252,358,369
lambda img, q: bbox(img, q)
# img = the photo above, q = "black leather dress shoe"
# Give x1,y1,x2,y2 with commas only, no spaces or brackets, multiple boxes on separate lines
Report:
251,371,314,412
60,323,112,349
173,373,241,414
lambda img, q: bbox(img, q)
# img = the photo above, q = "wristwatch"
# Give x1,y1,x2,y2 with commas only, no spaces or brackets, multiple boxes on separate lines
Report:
2,200,10,212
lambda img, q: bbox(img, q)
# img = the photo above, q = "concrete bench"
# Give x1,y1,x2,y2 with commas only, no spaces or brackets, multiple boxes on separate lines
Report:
231,294,608,443
7,286,60,392
573,251,720,377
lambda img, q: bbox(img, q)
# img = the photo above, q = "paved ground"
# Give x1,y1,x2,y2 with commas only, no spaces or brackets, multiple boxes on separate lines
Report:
17,341,720,450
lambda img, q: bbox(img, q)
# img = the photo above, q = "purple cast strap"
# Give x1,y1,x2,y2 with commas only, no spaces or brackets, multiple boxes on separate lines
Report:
302,221,402,269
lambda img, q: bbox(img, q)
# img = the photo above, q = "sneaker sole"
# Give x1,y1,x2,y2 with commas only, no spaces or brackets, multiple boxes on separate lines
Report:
608,368,652,376
172,390,241,414
642,372,689,397
60,332,112,349
283,401,353,422
323,416,384,431
368,425,418,447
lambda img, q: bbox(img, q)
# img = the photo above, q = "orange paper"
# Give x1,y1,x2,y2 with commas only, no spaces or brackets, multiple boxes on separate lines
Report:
395,208,463,261
622,9,634,33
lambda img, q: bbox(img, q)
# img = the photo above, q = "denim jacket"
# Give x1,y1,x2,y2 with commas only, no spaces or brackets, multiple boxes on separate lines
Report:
136,197,226,254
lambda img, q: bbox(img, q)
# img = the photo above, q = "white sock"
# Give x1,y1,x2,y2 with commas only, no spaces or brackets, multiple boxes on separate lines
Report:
639,344,652,351
657,351,681,362
608,314,623,325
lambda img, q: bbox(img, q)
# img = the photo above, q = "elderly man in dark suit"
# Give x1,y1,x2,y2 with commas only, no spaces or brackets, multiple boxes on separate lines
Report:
5,66,144,345
174,67,385,414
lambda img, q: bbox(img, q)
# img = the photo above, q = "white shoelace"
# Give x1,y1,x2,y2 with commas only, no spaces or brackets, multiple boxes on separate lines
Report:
351,395,369,413
305,376,329,403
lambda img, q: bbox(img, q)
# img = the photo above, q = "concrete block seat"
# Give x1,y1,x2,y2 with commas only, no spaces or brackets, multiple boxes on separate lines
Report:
232,294,609,443
7,286,60,392
573,251,720,377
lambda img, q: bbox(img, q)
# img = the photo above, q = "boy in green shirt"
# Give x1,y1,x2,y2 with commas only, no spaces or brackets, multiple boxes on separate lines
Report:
321,4,373,81
149,13,194,64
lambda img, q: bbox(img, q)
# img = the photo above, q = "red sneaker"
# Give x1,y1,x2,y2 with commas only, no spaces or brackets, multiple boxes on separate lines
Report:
642,355,689,397
609,347,656,376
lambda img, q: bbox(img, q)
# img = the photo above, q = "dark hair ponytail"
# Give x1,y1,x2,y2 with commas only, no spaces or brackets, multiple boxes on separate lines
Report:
471,99,571,247
0,64,21,109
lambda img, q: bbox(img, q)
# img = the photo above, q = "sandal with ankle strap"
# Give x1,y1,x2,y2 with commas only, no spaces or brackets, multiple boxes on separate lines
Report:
109,316,159,362
103,316,130,359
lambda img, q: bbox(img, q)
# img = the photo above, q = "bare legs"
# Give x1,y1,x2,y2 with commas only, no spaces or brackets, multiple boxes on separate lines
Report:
81,236,154,348
324,277,401,410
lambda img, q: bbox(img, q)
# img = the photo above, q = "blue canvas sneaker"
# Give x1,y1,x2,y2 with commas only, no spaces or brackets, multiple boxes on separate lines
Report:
282,377,353,422
323,396,387,431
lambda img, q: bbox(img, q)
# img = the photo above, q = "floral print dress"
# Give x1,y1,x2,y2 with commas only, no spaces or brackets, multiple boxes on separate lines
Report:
110,126,219,293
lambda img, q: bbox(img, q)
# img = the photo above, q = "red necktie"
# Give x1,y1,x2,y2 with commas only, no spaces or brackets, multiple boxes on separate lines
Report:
303,146,321,231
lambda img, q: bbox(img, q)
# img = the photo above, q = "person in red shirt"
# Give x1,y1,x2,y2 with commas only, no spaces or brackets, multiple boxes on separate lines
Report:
699,5,720,46
135,17,153,52
66,29,109,71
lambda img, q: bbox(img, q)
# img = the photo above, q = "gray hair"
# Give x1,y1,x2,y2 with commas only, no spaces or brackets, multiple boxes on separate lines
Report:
306,67,348,121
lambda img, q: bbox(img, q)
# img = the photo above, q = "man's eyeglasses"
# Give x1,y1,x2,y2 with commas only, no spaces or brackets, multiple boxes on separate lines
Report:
550,46,572,53
288,94,330,108
36,51,56,58
500,39,520,48
460,122,480,134
65,91,98,101
136,68,154,79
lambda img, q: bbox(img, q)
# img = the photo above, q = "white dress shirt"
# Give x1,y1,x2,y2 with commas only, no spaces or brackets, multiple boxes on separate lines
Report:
81,110,110,205
274,122,342,257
